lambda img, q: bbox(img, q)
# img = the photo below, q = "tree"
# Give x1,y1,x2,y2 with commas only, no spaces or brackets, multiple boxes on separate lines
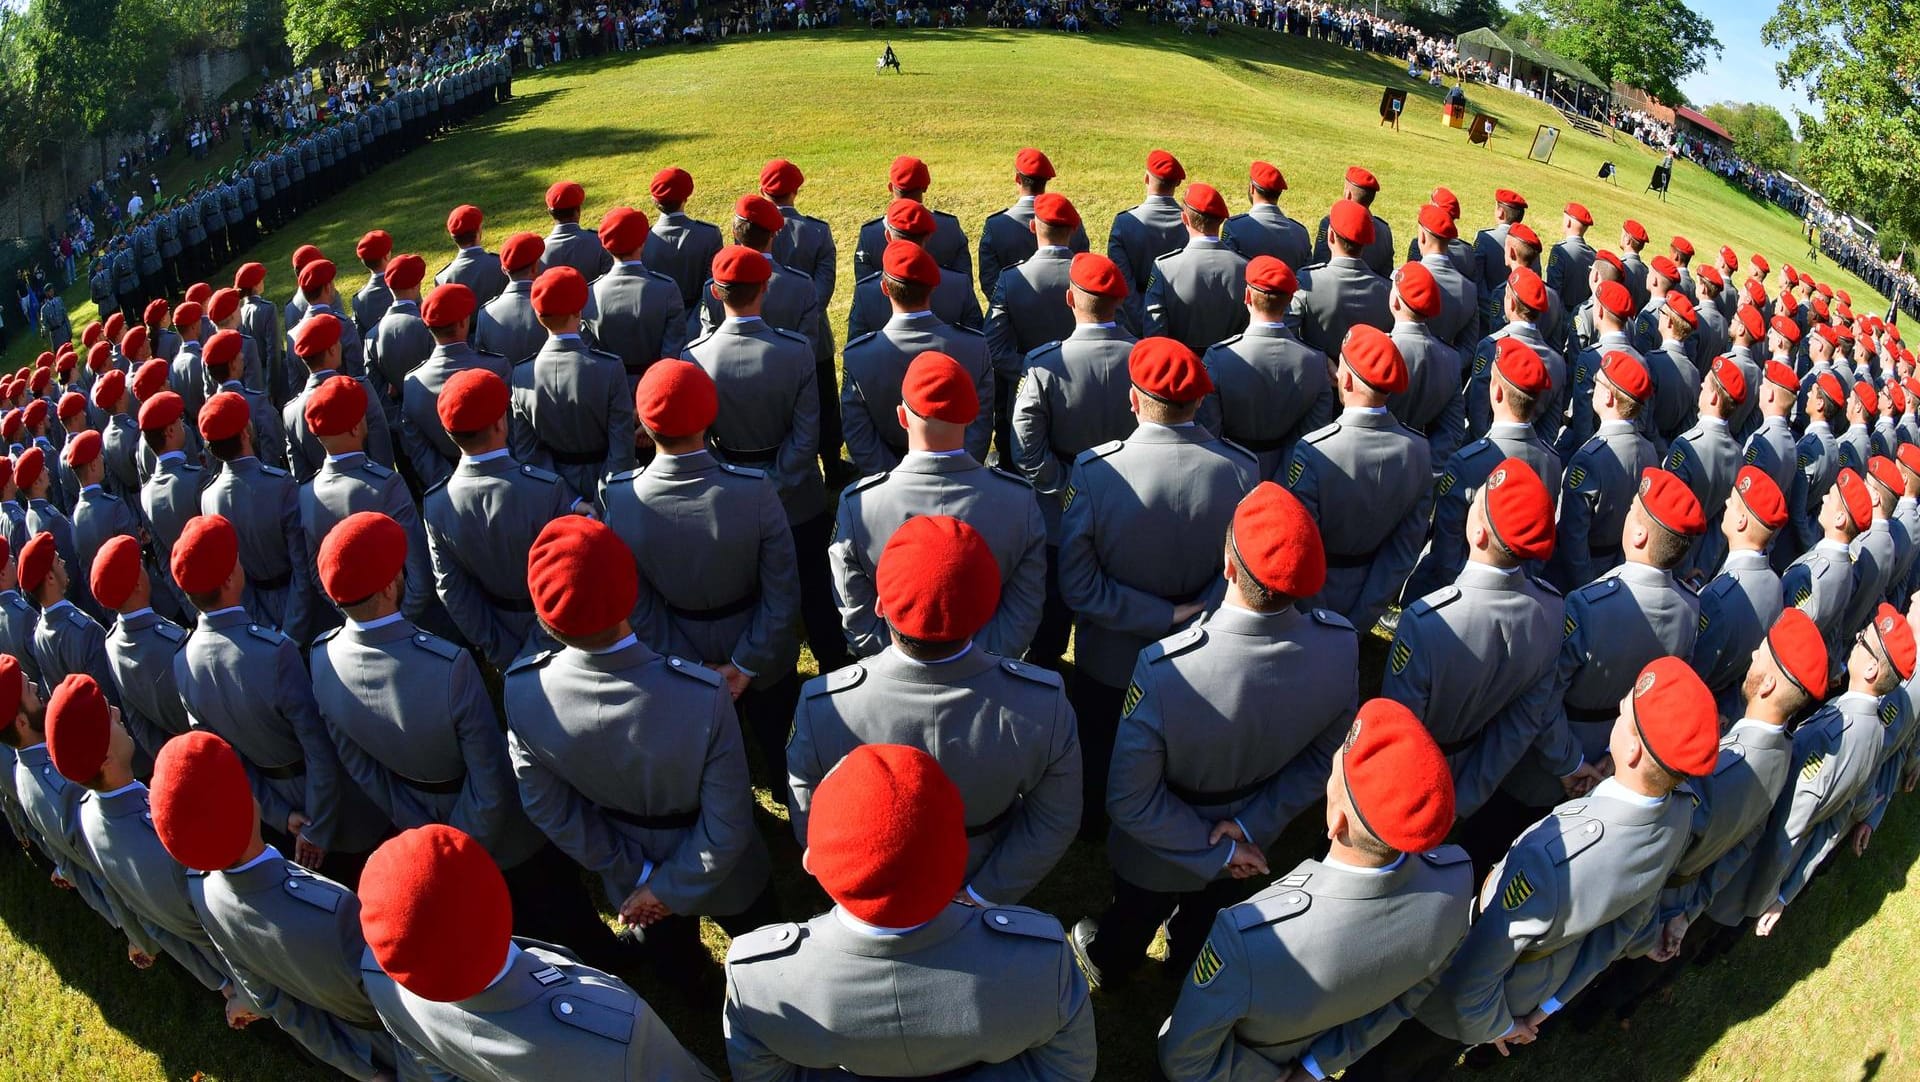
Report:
1765,0,1920,250
1516,0,1721,103
1704,100,1799,172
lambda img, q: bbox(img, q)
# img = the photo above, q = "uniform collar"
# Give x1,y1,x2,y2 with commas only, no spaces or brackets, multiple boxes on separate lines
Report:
1594,776,1667,808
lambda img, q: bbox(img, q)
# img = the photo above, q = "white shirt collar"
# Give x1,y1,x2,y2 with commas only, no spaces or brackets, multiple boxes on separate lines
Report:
42,599,72,615
462,447,513,464
580,632,638,656
890,641,972,666
1322,851,1406,876
1595,776,1667,808
483,943,524,990
346,612,406,632
120,607,153,621
97,781,144,799
1136,419,1197,431
906,448,969,460
227,845,281,873
201,605,247,619
1730,717,1785,739
832,905,932,937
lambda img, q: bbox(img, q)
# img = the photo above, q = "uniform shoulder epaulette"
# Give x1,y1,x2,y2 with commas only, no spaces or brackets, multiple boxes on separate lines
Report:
779,264,815,282
1144,625,1206,664
1527,573,1564,598
805,664,866,697
1217,437,1259,465
246,623,288,646
646,269,677,287
987,465,1031,488
979,906,1064,942
281,869,342,912
1302,421,1342,445
475,347,507,360
409,631,462,661
1000,658,1063,687
604,467,642,485
259,464,289,478
772,327,811,347
685,326,718,352
153,620,186,643
858,214,885,231
1711,743,1746,776
950,324,986,338
727,921,805,963
1210,333,1246,350
1408,585,1462,617
1579,576,1623,601
1232,887,1312,930
547,984,634,1043
423,476,450,497
587,346,625,365
519,463,561,484
1312,607,1356,630
313,626,342,645
64,607,90,629
1074,440,1125,466
1422,843,1472,868
1544,813,1604,865
843,470,890,495
5,594,28,614
718,462,767,479
663,655,723,686
844,330,881,350
507,649,557,675
853,270,883,288
360,459,393,479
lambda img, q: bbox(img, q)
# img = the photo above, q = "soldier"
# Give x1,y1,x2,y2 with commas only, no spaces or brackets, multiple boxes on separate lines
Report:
586,206,690,389
1720,303,1767,442
979,148,1091,293
1404,338,1558,602
1641,285,1702,454
1666,356,1750,581
1157,699,1472,1082
435,204,509,305
19,446,87,616
1060,338,1256,824
134,392,205,619
1380,260,1465,470
1888,445,1920,600
21,530,116,704
1222,160,1312,271
66,431,138,619
641,167,725,310
1786,372,1846,571
1412,201,1479,355
423,368,578,676
507,267,636,497
1838,456,1903,637
1797,323,1848,430
1471,189,1527,323
1716,246,1744,322
90,257,118,321
727,743,1094,1080
1107,149,1189,332
1197,256,1334,479
1310,166,1394,277
1282,325,1429,633
134,217,163,306
143,299,181,363
1693,266,1732,363
163,299,210,440
235,263,287,407
283,314,395,483
206,288,266,401
0,459,24,567
851,155,971,282
113,238,141,321
1143,183,1250,353
1074,482,1360,985
399,284,512,491
178,197,208,283
294,259,366,381
356,825,715,1081
505,516,775,972
1670,235,1699,304
1547,202,1596,312
847,198,981,342
352,230,396,333
147,731,407,1082
841,242,992,472
1837,380,1876,473
696,197,826,363
199,184,229,271
475,232,549,366
1784,467,1872,673
202,328,284,469
1693,468,1790,718
198,392,309,641
789,514,1081,903
538,181,612,280
364,254,435,437
758,159,844,480
1292,199,1391,362
1619,218,1653,313
829,352,1046,660
1349,657,1719,1080
88,537,189,763
985,193,1082,462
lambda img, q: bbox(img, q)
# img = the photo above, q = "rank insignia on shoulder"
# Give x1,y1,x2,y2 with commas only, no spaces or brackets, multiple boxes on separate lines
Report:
1436,473,1456,497
1793,586,1812,608
1802,752,1826,781
1286,460,1304,487
532,966,565,986
1744,445,1758,464
1564,614,1577,638
1666,449,1685,471
1121,682,1143,717
1882,701,1899,727
1573,365,1587,385
1062,483,1075,511
1501,871,1535,910
1390,640,1411,674
1192,940,1225,987
1698,612,1710,635
1565,465,1585,490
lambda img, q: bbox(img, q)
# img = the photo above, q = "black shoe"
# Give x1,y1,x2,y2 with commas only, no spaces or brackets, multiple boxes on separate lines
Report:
1068,918,1104,991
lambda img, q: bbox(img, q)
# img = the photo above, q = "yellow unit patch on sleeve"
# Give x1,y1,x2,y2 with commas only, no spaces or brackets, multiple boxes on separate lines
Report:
1287,460,1305,487
1801,752,1826,781
1565,465,1586,491
1501,871,1535,910
1564,614,1578,638
1390,640,1412,674
1192,940,1225,987
1121,682,1143,717
1061,483,1075,511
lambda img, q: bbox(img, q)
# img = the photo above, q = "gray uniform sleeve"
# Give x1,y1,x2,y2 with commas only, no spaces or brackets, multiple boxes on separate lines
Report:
772,364,820,510
1058,460,1178,637
723,979,805,1082
1447,845,1559,1047
1455,663,1562,819
604,367,638,476
826,497,886,658
657,291,689,373
229,957,381,1080
1156,914,1267,1082
1011,365,1061,495
363,385,396,469
732,482,802,679
440,657,520,853
967,363,996,465
325,709,439,830
1545,892,1664,1010
1530,604,1591,778
399,395,454,492
1143,267,1170,339
425,515,515,671
985,279,1020,374
1743,753,1832,916
279,642,349,851
508,730,650,889
1355,471,1434,630
647,689,758,913
1015,944,1098,1082
1106,657,1234,881
969,687,1081,904
838,364,899,477
1240,680,1355,843
976,497,1047,660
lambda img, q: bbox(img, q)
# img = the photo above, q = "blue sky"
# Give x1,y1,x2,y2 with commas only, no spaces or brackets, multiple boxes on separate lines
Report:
1679,0,1824,119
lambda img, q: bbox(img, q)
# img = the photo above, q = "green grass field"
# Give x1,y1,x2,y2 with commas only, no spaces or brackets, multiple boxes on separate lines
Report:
1,24,1915,1082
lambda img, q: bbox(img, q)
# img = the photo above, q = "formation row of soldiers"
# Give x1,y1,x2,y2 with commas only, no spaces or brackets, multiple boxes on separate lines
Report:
0,140,1915,1082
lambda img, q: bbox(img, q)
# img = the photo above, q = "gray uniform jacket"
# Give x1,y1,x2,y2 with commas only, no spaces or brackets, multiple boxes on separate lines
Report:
1546,237,1596,312
423,454,576,671
1312,213,1395,278
585,261,687,384
300,451,435,632
841,312,992,473
311,618,545,870
365,302,436,427
352,273,393,334
1290,257,1391,361
1108,197,1188,330
829,453,1046,660
846,267,981,344
979,200,1092,292
1144,239,1252,352
1222,204,1312,271
366,941,714,1082
1548,420,1655,592
1782,539,1858,666
475,280,547,366
691,260,820,357
1692,551,1784,718
1666,418,1742,580
683,317,826,525
1655,720,1794,932
725,903,1094,1082
1060,424,1258,687
787,647,1080,905
540,221,614,281
14,744,124,928
854,209,971,282
1282,408,1433,631
507,334,638,499
202,457,311,643
1745,416,1799,511
434,246,508,306
1423,252,1482,354
33,601,117,708
1787,422,1840,563
1009,324,1139,543
79,783,234,995
0,590,41,694
642,212,726,309
1108,606,1358,892
1384,563,1566,818
1839,520,1896,644
1158,849,1475,1082
1196,324,1336,482
240,296,283,398
601,452,801,686
504,637,770,914
1403,425,1562,602
283,371,397,483
104,608,191,764
72,486,140,614
1735,693,1884,914
771,207,837,308
1464,323,1569,449
398,343,515,490
985,248,1076,377
1385,320,1466,466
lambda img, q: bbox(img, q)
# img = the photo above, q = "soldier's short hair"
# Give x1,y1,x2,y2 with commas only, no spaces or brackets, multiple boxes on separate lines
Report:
1069,285,1122,321
1015,172,1050,194
1592,259,1623,284
451,231,478,247
731,219,776,250
1248,287,1289,319
1640,509,1691,570
141,427,170,455
1182,207,1225,235
891,628,967,659
1330,233,1364,258
1495,372,1538,422
880,275,933,309
714,280,765,308
207,434,245,462
1132,387,1199,425
186,587,224,612
1224,526,1291,612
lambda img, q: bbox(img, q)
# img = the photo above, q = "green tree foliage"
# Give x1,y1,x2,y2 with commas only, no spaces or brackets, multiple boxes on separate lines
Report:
282,0,461,62
1515,0,1720,102
1704,100,1799,172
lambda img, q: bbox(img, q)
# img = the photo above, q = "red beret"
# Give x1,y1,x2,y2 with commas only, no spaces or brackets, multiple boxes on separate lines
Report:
1595,280,1633,320
172,301,204,330
317,511,407,605
18,530,54,591
57,391,86,421
1342,324,1408,393
89,534,142,611
1835,467,1873,530
208,288,241,324
1391,262,1440,319
1871,602,1917,681
142,299,170,327
1628,657,1719,776
1855,380,1879,416
1730,465,1787,532
885,198,936,238
1650,255,1681,282
1752,253,1771,274
1015,147,1056,179
1564,202,1592,226
0,655,16,728
1763,360,1798,392
1815,372,1845,409
1182,183,1228,219
292,244,324,271
62,429,101,469
759,158,804,199
1696,264,1723,287
104,312,125,339
1495,188,1527,208
446,204,483,235
1069,253,1128,299
1329,199,1375,245
1770,315,1802,344
875,515,999,642
172,514,237,596
734,194,786,234
1146,148,1185,182
304,373,367,438
92,369,127,411
1231,481,1324,597
1595,249,1625,277
712,244,773,286
1670,235,1695,257
1736,304,1765,341
901,352,979,425
204,329,243,373
1710,356,1748,405
360,825,514,1004
808,743,967,928
199,391,250,443
529,267,588,317
1838,288,1854,307
882,241,941,288
1032,193,1079,230
1765,608,1827,698
1417,202,1457,241
634,360,718,438
296,259,336,298
121,325,149,358
527,516,638,638
1341,698,1454,852
1248,256,1300,297
1506,222,1541,251
1129,336,1213,402
356,230,394,263
234,262,266,291
45,674,110,784
132,359,171,402
150,730,255,871
27,370,48,397
1869,455,1903,499
1507,266,1547,313
1344,165,1380,191
1663,293,1699,329
1836,302,1855,323
13,446,44,492
1891,384,1907,414
1638,467,1707,536
888,155,931,191
545,180,585,211
384,253,427,293
1720,245,1738,267
1813,298,1832,323
1494,337,1550,395
422,283,477,328
500,231,547,272
184,282,212,307
1900,444,1920,478
1249,160,1287,192
437,368,510,433
1479,457,1554,561
1622,219,1648,243
1430,187,1462,218
292,313,343,360
649,167,694,204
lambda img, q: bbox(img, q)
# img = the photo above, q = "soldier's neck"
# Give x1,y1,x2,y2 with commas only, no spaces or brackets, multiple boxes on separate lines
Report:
1324,838,1394,869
